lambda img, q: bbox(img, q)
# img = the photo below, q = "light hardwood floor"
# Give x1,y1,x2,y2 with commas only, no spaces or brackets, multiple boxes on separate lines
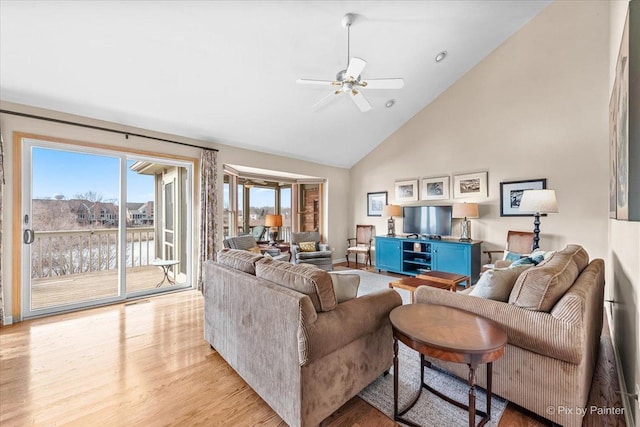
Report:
0,274,626,426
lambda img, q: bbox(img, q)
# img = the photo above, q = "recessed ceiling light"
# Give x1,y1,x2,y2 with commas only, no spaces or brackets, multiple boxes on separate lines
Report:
385,99,396,108
435,51,448,63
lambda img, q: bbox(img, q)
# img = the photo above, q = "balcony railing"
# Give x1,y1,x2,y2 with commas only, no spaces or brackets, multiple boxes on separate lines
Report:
31,227,155,279
222,226,292,242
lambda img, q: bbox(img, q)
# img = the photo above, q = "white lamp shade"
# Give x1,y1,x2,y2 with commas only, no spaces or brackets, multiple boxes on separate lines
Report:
382,204,402,217
519,190,558,213
452,203,479,219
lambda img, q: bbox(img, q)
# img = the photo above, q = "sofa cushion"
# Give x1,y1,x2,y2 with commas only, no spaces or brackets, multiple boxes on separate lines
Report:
469,264,532,302
296,250,332,260
217,248,263,275
255,258,337,312
509,244,588,312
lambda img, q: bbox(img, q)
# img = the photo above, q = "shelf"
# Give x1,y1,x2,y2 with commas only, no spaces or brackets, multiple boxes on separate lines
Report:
404,260,431,266
403,250,427,255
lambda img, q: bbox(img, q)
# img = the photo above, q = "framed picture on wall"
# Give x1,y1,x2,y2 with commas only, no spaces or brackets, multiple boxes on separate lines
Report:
421,176,450,200
611,10,630,220
500,178,547,216
367,191,387,216
394,179,419,203
453,172,488,199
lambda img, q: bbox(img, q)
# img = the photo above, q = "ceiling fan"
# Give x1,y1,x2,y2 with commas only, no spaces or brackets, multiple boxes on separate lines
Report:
296,13,404,112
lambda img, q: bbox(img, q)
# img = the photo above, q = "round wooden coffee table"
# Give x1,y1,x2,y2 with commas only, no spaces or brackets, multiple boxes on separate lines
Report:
389,304,508,427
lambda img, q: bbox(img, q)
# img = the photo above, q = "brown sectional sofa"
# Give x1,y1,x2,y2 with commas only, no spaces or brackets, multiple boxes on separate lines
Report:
203,249,402,427
414,244,605,427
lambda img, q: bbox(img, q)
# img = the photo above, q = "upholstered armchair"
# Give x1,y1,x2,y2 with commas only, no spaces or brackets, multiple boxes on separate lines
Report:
223,235,288,261
290,231,333,271
223,235,260,251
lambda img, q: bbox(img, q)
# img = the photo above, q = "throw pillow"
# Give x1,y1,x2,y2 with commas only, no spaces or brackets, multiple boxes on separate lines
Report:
510,254,544,267
509,245,588,311
299,241,318,252
469,264,532,302
329,273,360,303
247,246,261,254
503,250,523,262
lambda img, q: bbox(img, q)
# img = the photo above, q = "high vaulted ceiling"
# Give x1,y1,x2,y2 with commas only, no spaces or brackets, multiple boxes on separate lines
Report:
0,1,550,168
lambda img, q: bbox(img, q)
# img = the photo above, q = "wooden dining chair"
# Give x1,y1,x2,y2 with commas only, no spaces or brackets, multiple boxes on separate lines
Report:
346,225,375,268
482,230,535,271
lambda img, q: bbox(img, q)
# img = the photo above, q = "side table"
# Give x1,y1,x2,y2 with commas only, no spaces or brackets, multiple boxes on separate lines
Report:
417,270,471,291
151,259,180,287
389,304,507,427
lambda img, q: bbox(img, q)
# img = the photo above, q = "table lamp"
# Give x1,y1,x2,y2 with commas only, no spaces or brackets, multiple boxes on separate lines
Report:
264,214,283,246
452,202,479,242
382,205,402,237
519,189,558,250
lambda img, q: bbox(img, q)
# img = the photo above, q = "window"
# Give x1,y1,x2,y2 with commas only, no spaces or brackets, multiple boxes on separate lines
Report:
223,165,324,242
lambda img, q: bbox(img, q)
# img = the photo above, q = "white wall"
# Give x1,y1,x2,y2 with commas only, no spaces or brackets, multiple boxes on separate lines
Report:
0,101,350,323
608,1,640,424
350,1,609,263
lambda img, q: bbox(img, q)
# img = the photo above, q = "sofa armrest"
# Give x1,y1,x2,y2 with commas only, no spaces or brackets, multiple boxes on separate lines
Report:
318,243,330,251
300,289,402,365
414,286,583,364
290,243,301,260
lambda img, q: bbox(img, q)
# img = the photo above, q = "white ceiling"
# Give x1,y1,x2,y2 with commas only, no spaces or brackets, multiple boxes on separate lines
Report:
0,1,550,168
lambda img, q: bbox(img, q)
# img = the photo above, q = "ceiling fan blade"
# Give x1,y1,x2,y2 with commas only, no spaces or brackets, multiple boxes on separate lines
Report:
296,79,336,86
360,78,405,89
311,91,339,110
350,90,372,112
345,57,366,80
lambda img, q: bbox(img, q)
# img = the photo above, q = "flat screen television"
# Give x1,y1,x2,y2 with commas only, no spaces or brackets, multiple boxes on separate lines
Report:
402,205,452,238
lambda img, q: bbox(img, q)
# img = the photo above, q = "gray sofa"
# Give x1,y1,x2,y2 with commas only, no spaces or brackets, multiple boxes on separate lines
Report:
203,249,402,427
414,244,605,427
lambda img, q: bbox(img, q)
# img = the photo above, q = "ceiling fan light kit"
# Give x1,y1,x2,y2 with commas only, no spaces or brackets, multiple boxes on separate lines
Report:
296,13,404,112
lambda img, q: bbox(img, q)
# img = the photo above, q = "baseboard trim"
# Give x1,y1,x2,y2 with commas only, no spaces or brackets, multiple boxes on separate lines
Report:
1,315,14,326
605,303,636,427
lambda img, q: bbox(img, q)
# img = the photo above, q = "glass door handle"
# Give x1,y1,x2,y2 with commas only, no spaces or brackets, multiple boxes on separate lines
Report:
23,229,35,244
23,214,35,244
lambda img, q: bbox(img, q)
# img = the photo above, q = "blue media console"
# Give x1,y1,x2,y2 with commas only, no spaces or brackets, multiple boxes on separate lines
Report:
375,236,482,285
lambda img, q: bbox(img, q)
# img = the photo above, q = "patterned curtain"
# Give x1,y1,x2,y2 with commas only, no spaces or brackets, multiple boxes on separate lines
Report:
0,130,5,322
198,149,218,291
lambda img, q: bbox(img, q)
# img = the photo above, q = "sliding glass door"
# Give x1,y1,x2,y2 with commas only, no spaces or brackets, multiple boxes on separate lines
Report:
21,138,193,318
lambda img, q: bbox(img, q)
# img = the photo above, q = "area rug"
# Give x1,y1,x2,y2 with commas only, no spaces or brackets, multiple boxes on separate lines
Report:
333,269,507,426
358,342,507,427
332,269,412,304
